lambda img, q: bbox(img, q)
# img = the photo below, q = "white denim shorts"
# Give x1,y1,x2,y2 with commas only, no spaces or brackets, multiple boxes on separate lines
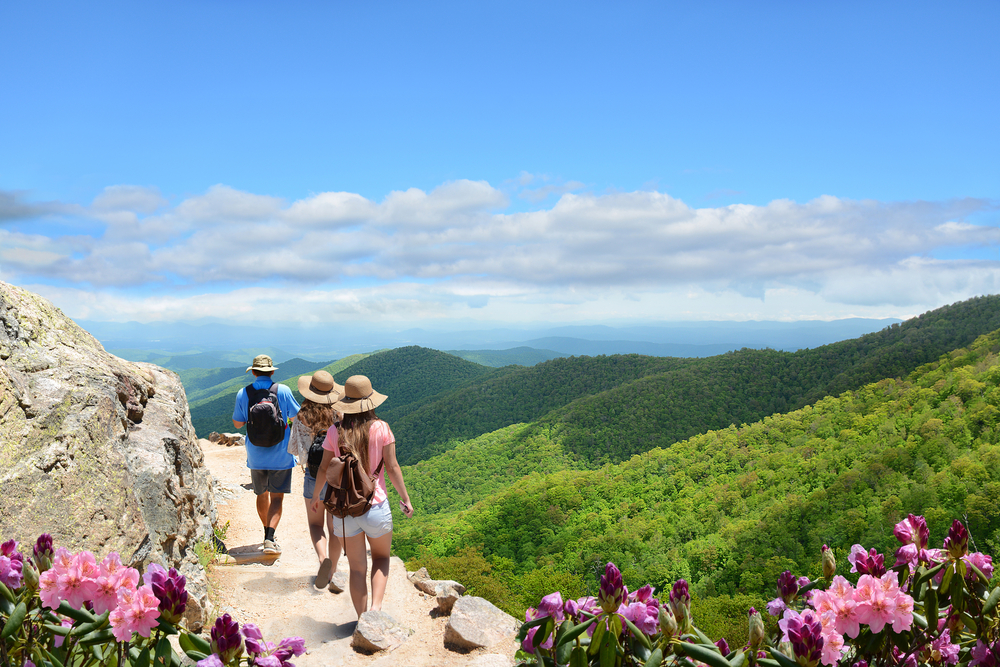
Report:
332,500,393,539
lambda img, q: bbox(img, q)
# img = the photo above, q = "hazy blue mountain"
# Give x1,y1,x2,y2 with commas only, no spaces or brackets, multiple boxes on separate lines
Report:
445,347,567,367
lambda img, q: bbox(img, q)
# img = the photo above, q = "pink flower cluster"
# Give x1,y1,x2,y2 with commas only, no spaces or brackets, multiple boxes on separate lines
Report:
37,547,161,641
521,580,662,653
892,517,994,582
803,571,914,666
0,539,24,589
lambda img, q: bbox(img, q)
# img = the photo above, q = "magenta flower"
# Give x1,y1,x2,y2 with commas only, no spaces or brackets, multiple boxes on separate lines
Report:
716,638,730,655
212,614,244,663
0,540,24,589
780,609,824,667
922,628,960,665
241,623,304,666
963,552,994,581
943,520,969,559
33,534,54,571
971,639,1000,667
777,570,799,602
622,600,658,636
848,545,886,577
670,579,692,632
196,656,225,667
144,563,188,624
766,597,787,616
598,563,626,613
891,646,918,667
894,514,929,549
537,591,565,623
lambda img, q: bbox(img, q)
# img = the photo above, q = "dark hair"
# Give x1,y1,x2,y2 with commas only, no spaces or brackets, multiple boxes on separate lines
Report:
297,399,337,436
339,410,378,473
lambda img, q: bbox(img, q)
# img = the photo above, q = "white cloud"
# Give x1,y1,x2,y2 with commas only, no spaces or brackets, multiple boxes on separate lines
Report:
3,182,998,324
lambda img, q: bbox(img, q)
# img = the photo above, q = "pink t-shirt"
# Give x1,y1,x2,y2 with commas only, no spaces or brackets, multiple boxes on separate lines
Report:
322,420,394,505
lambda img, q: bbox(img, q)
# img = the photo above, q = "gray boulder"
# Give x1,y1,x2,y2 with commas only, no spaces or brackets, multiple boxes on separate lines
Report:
444,596,519,650
352,610,413,653
0,281,216,630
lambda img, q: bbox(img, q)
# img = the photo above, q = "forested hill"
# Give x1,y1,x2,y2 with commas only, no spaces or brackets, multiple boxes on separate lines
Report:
341,346,505,424
393,328,1000,617
392,294,1000,465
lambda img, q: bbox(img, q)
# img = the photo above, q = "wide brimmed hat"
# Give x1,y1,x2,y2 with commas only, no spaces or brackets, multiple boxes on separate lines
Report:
246,354,278,373
332,375,387,414
297,370,344,405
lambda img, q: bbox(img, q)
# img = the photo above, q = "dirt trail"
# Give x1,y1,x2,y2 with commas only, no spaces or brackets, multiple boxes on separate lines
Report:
200,441,516,667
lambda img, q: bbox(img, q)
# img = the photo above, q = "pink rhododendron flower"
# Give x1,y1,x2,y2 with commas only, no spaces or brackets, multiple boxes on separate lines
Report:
57,552,100,609
622,600,658,636
923,629,960,665
811,576,861,638
109,584,161,641
53,618,74,648
854,574,897,633
963,552,994,581
38,568,61,609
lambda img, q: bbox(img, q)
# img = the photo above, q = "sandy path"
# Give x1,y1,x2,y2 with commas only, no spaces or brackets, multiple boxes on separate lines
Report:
200,441,516,667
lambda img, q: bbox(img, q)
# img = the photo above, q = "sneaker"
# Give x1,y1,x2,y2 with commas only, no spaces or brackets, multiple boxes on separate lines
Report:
315,558,333,588
262,539,281,555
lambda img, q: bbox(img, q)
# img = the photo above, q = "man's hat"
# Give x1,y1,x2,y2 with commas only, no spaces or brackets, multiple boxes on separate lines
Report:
246,354,279,373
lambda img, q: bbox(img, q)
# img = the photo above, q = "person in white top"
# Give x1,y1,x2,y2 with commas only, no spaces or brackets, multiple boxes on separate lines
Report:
286,370,343,589
311,375,414,618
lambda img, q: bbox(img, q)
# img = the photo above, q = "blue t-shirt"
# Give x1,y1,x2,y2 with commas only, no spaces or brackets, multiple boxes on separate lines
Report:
233,376,300,471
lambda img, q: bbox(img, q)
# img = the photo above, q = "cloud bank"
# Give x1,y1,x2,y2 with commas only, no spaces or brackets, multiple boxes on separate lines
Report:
1,180,997,325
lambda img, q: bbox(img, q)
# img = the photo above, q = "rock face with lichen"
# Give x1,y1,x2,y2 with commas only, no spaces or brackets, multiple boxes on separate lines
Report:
0,281,216,630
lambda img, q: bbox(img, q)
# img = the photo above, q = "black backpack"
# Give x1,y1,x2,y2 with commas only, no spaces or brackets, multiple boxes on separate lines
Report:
245,383,286,447
307,430,327,478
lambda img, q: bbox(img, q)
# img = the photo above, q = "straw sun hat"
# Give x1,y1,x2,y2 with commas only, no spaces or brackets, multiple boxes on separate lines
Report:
332,375,388,414
297,370,344,405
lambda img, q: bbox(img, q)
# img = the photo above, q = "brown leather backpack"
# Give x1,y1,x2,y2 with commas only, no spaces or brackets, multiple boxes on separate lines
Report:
323,450,384,551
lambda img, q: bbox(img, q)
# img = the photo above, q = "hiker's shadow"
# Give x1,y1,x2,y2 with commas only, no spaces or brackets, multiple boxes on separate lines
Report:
240,483,253,490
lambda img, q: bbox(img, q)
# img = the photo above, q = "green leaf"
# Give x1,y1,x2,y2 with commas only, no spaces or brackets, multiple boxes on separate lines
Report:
77,628,117,646
621,615,652,650
2,601,27,640
643,647,664,667
570,645,589,667
179,631,212,654
693,627,714,645
0,580,15,603
983,587,1000,616
57,601,97,624
767,647,800,667
598,626,616,667
729,650,747,667
589,620,606,656
154,636,173,666
555,619,596,648
676,642,732,667
132,646,151,667
517,614,552,643
925,587,938,632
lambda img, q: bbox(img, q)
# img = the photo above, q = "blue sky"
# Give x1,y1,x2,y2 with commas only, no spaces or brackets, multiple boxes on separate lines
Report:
1,2,998,328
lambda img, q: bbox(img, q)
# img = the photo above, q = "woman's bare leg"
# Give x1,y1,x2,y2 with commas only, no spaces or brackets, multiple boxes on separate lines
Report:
304,495,328,562
344,533,369,617
367,532,393,612
326,511,342,564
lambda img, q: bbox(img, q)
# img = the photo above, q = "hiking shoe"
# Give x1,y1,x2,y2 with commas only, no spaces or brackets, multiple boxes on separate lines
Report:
262,539,281,555
315,558,333,588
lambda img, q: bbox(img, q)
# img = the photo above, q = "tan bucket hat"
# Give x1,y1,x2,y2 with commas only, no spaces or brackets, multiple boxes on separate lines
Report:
332,375,388,414
297,370,344,405
246,354,278,373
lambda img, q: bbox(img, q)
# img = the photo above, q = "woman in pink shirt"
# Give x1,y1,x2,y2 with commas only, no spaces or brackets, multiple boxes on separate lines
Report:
310,375,414,618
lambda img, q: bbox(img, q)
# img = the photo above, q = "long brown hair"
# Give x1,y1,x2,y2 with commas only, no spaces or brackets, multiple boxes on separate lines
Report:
297,399,337,437
338,409,378,473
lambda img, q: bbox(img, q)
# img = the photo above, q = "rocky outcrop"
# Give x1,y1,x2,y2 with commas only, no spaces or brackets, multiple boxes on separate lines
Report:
208,432,244,447
0,281,216,630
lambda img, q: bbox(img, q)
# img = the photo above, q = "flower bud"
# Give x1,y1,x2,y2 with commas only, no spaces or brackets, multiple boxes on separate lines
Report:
822,545,836,579
716,638,730,655
777,570,798,602
32,534,54,572
670,580,692,634
598,563,626,613
943,520,969,559
748,608,765,650
658,605,678,639
210,613,243,664
22,560,39,591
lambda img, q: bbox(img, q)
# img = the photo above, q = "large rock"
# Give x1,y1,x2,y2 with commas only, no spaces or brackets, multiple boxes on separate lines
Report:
0,281,216,629
352,610,413,653
444,596,519,650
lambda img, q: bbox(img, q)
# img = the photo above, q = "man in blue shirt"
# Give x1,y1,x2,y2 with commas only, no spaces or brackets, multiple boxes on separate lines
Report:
233,354,300,554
